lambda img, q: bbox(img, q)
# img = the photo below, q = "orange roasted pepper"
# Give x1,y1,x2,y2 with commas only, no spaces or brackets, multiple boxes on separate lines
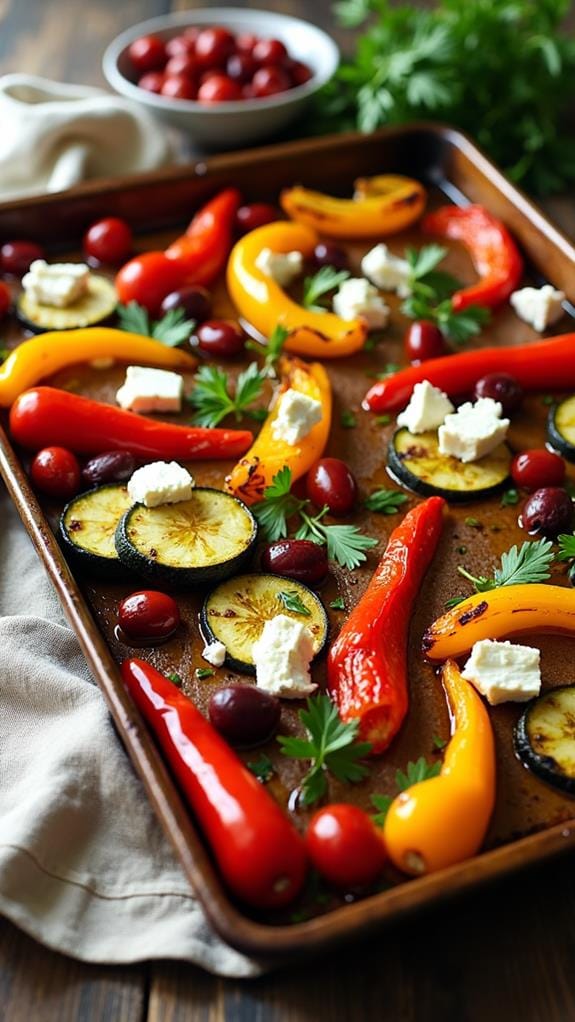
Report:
383,659,496,876
281,175,426,239
226,222,367,359
226,354,331,505
0,327,196,408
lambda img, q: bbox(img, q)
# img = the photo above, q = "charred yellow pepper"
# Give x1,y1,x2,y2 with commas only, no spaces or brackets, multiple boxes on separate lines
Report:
422,584,575,662
384,659,496,876
226,222,367,360
0,327,197,407
226,354,331,504
280,175,427,239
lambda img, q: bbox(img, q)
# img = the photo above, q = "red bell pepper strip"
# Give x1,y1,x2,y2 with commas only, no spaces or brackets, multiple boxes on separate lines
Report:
327,497,445,755
423,205,523,311
122,658,307,909
363,333,575,414
9,387,252,460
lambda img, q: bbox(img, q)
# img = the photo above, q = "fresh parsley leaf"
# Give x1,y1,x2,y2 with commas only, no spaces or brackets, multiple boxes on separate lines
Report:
247,754,275,783
296,506,378,570
278,694,371,806
117,301,149,336
557,534,575,562
445,594,466,609
167,671,183,687
341,409,357,429
364,489,408,514
457,538,555,595
395,757,441,791
195,667,214,680
501,487,520,507
405,243,447,281
464,517,482,528
401,292,490,344
263,323,289,374
302,266,350,312
278,590,311,616
432,735,447,751
370,793,393,827
375,414,391,426
188,362,264,427
329,596,346,611
252,466,308,542
0,347,10,364
117,301,195,348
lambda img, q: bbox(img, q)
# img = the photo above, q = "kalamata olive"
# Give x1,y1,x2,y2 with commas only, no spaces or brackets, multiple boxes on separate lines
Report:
521,487,574,537
473,373,523,416
312,242,348,272
511,449,566,492
81,451,137,487
404,320,447,363
307,458,358,516
235,202,279,235
261,539,329,586
196,319,245,357
160,285,212,323
1,240,45,276
119,590,180,640
208,684,281,747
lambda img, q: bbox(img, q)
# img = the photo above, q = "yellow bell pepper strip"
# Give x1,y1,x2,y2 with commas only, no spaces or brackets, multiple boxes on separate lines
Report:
280,175,427,239
226,354,331,505
383,659,496,876
0,327,196,408
226,222,367,360
422,583,575,662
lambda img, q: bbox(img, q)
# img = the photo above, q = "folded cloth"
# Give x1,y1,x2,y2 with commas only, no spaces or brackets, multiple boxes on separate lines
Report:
0,487,262,977
0,74,173,200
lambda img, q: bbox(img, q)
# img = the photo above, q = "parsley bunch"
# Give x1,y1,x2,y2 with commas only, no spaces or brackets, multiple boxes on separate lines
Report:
187,362,266,427
117,301,195,348
401,246,490,345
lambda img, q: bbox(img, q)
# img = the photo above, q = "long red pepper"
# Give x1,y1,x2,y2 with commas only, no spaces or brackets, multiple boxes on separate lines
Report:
122,659,307,909
423,204,523,311
9,387,252,460
328,498,445,755
363,333,575,413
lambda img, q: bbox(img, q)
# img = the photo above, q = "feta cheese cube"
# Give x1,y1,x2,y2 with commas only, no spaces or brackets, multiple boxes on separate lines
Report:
396,380,454,434
462,639,541,705
438,397,509,463
510,285,565,332
252,614,317,699
22,259,90,308
202,640,227,667
116,366,184,414
127,461,194,508
271,389,323,446
255,247,303,288
332,277,389,331
361,243,412,297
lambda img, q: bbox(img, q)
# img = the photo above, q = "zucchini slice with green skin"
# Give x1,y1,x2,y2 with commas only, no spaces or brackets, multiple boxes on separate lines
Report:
514,685,575,796
60,483,134,578
201,573,328,674
388,427,512,502
17,275,117,332
547,396,575,461
115,488,257,588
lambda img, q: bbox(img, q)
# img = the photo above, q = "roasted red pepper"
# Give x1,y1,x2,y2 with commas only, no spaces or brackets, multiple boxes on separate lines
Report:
122,658,307,909
10,387,252,460
423,204,523,311
364,333,575,413
327,498,445,755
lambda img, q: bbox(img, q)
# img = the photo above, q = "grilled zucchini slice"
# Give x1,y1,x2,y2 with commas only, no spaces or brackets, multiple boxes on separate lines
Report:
515,685,575,795
17,274,117,332
115,488,257,588
60,484,133,578
201,573,328,674
547,396,575,461
388,427,512,502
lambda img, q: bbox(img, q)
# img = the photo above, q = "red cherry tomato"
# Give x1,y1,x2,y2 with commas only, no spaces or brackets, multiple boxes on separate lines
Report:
115,251,187,315
30,447,81,500
226,53,257,84
511,449,566,492
128,34,166,74
306,804,386,889
183,26,201,44
83,217,132,265
161,75,197,100
0,281,10,319
252,38,288,66
404,321,447,363
251,65,291,98
307,458,358,516
118,590,180,641
195,27,236,68
138,72,165,94
235,203,279,235
1,240,45,276
165,34,196,58
288,60,313,86
197,74,241,103
236,32,258,53
196,319,245,357
165,53,199,79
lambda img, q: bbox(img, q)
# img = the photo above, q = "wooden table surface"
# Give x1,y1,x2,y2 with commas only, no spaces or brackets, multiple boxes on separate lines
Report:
2,1,575,1019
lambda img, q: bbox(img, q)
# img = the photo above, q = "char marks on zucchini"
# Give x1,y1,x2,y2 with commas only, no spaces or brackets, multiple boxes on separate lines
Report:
515,685,575,795
388,427,511,502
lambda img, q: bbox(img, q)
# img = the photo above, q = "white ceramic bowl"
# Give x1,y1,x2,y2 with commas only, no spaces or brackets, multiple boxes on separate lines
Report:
103,8,339,149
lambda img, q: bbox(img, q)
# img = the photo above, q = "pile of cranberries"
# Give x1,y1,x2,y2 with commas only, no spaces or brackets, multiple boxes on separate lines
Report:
127,26,313,104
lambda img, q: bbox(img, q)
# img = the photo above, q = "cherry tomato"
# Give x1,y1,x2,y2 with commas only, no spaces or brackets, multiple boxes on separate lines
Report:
307,458,358,517
512,450,566,492
160,285,212,323
474,372,523,416
138,72,165,94
165,53,199,79
196,319,245,357
128,34,166,74
1,240,45,276
209,685,281,747
226,53,257,84
115,251,187,315
83,217,132,265
251,66,291,98
260,539,329,586
521,487,574,537
30,447,81,500
161,75,197,100
0,281,10,319
404,321,447,363
252,38,288,66
306,804,386,889
165,34,196,59
183,26,201,44
288,60,313,86
235,203,279,235
195,27,236,68
119,590,180,641
312,242,348,271
236,32,258,53
198,74,241,103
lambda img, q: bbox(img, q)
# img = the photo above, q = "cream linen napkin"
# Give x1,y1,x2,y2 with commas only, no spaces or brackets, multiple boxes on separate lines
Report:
0,487,262,977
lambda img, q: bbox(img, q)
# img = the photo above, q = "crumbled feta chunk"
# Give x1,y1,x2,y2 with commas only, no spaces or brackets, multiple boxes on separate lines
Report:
127,461,194,508
252,614,316,699
255,247,303,288
116,366,184,414
438,397,509,463
462,639,541,705
332,277,389,331
202,640,227,667
22,259,89,308
271,389,323,446
361,243,412,297
510,285,565,332
396,380,454,434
